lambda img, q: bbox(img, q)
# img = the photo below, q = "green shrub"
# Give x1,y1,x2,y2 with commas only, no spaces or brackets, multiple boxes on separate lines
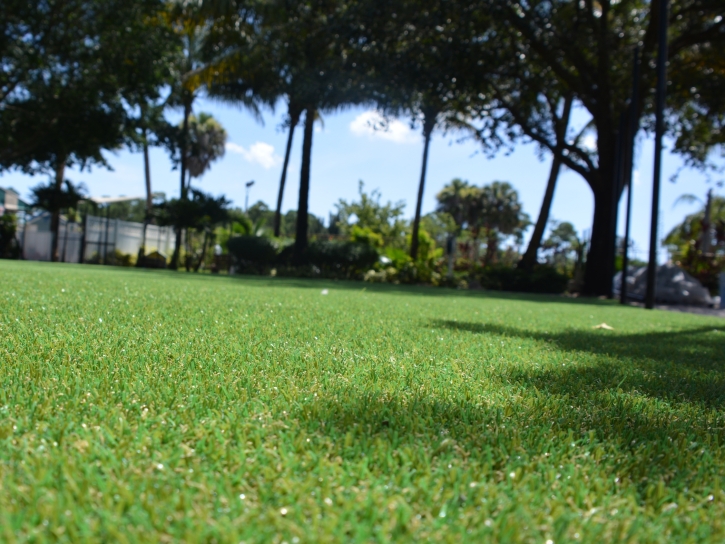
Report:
228,236,278,273
475,265,569,294
307,240,379,279
350,225,384,248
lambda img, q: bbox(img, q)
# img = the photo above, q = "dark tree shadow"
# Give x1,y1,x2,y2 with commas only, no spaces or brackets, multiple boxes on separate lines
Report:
432,319,725,408
289,384,723,501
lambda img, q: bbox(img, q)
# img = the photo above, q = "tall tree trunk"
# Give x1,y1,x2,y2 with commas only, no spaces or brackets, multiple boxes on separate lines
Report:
519,96,574,270
195,230,210,272
50,160,65,262
274,105,301,238
138,128,153,266
171,99,192,270
294,108,315,263
485,233,498,266
583,176,619,297
411,115,436,260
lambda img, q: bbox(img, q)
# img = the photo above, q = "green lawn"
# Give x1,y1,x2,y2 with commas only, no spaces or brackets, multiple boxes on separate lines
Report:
1,261,724,543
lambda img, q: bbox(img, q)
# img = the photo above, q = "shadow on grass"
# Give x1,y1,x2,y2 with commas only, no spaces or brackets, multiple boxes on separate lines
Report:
433,319,725,408
291,385,722,497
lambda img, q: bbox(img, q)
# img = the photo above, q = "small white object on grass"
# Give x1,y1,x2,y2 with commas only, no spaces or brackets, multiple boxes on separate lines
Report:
321,289,329,295
593,323,614,330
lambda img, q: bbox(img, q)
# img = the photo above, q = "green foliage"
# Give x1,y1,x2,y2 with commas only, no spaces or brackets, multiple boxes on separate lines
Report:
30,179,86,214
227,235,278,270
4,262,725,542
541,220,585,276
664,195,725,293
350,225,384,248
335,181,407,247
0,0,178,174
475,265,569,294
306,240,379,279
86,249,136,267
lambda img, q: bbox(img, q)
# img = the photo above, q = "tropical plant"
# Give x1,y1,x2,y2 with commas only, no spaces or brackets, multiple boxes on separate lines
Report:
186,113,228,183
473,0,725,295
471,181,530,266
334,181,407,247
664,193,725,292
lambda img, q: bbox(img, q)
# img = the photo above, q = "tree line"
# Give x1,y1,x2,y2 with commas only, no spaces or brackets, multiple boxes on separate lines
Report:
1,0,722,294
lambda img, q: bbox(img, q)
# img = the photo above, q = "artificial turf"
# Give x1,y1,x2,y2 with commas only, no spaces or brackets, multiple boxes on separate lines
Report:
1,260,724,543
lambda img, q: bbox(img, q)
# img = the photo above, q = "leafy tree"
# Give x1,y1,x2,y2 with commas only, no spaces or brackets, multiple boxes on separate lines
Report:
541,220,581,274
1,0,176,262
476,0,725,295
472,181,530,266
334,181,407,247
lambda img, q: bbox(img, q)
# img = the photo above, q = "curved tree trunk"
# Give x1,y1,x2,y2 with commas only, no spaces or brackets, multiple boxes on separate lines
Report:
411,114,436,260
50,160,66,263
294,108,315,263
274,105,301,238
519,95,573,271
171,99,192,270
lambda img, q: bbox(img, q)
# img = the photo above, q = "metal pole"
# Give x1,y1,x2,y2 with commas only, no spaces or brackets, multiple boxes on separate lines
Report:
79,213,87,264
103,205,110,265
621,47,641,305
645,0,669,310
608,114,626,298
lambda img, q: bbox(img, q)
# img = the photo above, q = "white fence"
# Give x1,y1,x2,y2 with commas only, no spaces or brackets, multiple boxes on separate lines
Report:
22,214,177,263
82,216,176,263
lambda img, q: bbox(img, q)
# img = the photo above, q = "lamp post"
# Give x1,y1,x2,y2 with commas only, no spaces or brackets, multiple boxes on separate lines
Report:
245,180,255,212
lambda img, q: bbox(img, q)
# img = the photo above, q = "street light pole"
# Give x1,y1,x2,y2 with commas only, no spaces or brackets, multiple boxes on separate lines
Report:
245,180,255,213
645,0,669,310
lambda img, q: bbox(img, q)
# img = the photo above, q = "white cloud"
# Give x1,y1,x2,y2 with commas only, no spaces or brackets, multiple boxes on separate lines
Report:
349,110,418,144
633,170,641,186
226,142,282,169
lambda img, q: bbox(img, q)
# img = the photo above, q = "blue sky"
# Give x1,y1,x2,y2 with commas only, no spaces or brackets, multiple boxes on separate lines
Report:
1,97,722,263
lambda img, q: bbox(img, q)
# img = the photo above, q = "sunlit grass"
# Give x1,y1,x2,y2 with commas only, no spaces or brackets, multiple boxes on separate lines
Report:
1,260,724,542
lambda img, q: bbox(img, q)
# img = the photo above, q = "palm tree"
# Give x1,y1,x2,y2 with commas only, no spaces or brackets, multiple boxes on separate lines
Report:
167,2,210,268
183,112,227,270
186,113,228,184
358,0,485,260
473,181,529,266
436,178,473,234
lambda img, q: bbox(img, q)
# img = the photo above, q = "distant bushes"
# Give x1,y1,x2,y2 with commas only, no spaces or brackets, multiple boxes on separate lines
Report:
473,265,569,294
227,235,278,273
227,233,568,295
306,240,379,278
228,236,379,279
